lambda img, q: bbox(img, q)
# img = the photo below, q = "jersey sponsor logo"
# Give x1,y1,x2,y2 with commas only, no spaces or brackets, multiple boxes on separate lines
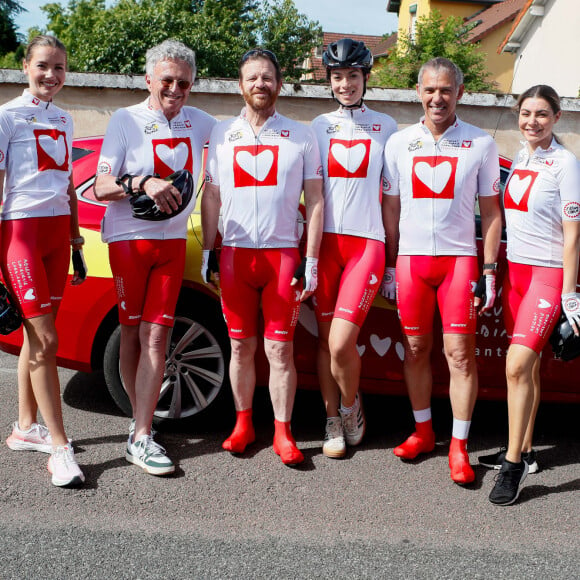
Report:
493,177,500,194
185,120,192,128
233,145,278,187
328,139,371,178
32,97,40,105
34,128,69,171
152,137,193,177
462,140,472,148
411,156,458,199
408,139,423,152
382,176,391,192
504,169,538,212
538,298,552,309
144,122,160,135
372,124,381,132
563,201,580,219
281,130,290,138
369,273,378,285
228,130,244,142
97,161,112,175
326,124,341,134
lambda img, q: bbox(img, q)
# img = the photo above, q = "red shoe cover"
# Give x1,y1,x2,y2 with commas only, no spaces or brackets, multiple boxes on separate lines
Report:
273,420,304,465
222,409,255,454
448,436,474,484
393,420,435,459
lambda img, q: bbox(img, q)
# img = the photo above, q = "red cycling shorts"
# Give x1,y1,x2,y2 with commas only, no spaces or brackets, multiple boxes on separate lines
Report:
219,246,301,342
503,261,562,354
1,215,70,319
108,239,186,327
396,255,478,336
314,233,384,327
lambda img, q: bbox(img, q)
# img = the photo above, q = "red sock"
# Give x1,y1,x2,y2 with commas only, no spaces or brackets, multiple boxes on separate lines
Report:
448,436,474,484
393,419,435,459
273,420,304,465
222,409,255,454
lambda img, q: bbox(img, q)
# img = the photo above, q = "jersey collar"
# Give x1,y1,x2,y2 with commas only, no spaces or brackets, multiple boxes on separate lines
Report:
419,115,461,139
337,104,367,117
22,89,53,110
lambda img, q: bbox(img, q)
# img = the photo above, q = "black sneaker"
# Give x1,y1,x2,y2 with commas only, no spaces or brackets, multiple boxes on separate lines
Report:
489,459,529,505
479,447,539,473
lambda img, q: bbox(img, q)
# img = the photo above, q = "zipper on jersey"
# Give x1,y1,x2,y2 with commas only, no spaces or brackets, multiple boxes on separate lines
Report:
338,109,356,234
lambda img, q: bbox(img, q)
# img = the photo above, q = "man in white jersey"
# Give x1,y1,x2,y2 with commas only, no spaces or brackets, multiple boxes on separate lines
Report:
94,40,216,475
201,48,324,466
383,57,502,484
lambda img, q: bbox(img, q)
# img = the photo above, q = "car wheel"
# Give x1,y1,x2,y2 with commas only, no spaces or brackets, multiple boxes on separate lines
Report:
103,301,229,423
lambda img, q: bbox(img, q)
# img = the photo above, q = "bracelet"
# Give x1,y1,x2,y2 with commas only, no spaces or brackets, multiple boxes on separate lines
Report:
138,174,158,193
483,262,498,271
70,236,85,245
115,174,137,196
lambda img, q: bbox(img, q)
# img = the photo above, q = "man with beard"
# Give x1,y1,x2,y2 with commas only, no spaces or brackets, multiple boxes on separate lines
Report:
201,48,324,465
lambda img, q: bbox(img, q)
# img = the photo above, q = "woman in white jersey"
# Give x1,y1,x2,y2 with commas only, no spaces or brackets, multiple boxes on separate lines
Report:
0,36,86,487
311,39,397,458
488,85,580,505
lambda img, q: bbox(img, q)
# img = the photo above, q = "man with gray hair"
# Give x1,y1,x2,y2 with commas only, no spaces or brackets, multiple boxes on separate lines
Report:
94,39,216,475
382,57,502,485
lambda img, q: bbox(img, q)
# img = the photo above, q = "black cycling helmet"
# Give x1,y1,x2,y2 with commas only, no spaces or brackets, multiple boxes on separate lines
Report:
322,38,373,75
0,282,22,335
549,313,580,361
131,169,195,221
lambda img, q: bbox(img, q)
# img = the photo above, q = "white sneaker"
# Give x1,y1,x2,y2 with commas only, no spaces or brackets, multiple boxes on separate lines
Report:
322,416,346,459
47,445,85,487
126,434,174,475
340,394,365,446
6,422,52,453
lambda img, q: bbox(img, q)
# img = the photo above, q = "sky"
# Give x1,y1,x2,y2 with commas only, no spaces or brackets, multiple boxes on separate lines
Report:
15,0,399,38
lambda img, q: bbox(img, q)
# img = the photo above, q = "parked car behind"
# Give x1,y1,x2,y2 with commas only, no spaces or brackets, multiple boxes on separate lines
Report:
0,137,577,424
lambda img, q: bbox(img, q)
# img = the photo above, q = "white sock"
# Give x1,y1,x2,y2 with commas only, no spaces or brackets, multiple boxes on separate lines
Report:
452,418,471,440
413,408,431,424
340,396,359,415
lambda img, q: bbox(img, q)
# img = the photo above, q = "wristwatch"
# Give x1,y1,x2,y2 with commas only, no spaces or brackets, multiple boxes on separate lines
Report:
70,236,85,245
483,262,498,271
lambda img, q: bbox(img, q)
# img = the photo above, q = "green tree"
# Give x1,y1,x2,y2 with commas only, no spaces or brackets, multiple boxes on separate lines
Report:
372,10,495,92
0,0,25,55
31,0,320,80
255,0,322,81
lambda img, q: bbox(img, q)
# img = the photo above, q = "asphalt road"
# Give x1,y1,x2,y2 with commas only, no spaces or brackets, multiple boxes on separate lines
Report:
0,350,578,579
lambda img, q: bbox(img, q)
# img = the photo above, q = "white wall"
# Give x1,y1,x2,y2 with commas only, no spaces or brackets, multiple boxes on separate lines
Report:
512,0,580,98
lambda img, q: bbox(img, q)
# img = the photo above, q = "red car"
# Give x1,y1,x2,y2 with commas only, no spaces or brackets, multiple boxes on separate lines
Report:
0,137,577,424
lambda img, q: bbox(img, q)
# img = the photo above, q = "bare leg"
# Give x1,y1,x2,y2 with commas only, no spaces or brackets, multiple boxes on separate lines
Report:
16,330,38,429
523,357,541,452
22,314,68,446
120,324,140,415
132,322,170,440
444,333,478,422
222,337,258,453
328,318,362,408
317,320,340,417
393,333,436,459
505,344,537,464
265,338,303,465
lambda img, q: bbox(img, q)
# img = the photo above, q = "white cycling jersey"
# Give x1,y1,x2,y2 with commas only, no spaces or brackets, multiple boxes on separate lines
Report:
311,104,397,241
383,117,500,256
504,138,580,268
97,99,216,243
0,90,73,220
205,108,322,248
